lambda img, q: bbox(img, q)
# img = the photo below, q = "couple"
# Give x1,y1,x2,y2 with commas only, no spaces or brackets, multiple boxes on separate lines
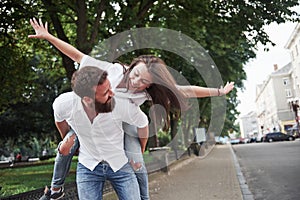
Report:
29,18,234,200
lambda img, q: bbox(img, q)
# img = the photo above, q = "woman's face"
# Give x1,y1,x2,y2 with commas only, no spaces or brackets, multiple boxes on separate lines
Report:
128,62,152,91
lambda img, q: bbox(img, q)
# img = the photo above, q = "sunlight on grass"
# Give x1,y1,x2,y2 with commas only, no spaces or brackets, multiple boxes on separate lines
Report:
0,159,77,198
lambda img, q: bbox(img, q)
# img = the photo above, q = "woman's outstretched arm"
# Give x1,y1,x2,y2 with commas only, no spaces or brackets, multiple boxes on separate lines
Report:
28,18,84,63
177,81,235,98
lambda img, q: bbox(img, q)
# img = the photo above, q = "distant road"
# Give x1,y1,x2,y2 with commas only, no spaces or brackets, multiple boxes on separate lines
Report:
232,141,300,200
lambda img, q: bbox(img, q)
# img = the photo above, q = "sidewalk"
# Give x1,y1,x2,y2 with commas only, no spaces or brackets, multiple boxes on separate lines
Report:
148,144,243,200
2,144,245,200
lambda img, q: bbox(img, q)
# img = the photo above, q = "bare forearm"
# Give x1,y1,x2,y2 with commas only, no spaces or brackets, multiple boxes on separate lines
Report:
178,85,218,98
177,81,234,98
137,126,149,153
139,138,148,154
55,120,71,139
45,34,84,63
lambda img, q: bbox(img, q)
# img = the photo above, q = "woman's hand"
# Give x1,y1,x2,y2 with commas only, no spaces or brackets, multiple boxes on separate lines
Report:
28,18,50,39
219,81,234,96
28,17,84,63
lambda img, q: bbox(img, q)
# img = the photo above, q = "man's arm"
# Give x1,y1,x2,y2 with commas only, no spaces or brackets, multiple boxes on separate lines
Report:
137,126,149,154
55,120,78,156
28,18,84,63
55,120,70,139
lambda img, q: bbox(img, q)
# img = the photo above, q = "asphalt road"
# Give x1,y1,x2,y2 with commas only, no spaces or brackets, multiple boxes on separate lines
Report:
232,140,300,200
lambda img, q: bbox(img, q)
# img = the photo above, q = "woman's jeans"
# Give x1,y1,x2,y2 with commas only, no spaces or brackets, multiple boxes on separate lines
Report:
123,123,150,200
51,130,79,189
50,123,149,200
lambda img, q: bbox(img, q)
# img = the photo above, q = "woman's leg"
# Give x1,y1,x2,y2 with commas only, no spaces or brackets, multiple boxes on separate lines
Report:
51,129,79,189
40,130,79,200
123,122,149,200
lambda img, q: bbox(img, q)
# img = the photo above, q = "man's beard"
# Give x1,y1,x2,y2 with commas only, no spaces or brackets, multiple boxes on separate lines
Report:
95,97,115,113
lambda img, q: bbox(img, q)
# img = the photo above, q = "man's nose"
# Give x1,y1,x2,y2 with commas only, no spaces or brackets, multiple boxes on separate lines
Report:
109,90,114,97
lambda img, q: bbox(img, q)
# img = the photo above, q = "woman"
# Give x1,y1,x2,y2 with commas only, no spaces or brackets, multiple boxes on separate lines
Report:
29,18,234,200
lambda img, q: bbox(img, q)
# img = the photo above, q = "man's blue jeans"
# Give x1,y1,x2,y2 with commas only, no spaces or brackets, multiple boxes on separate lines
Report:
76,161,141,200
50,123,149,199
51,129,79,189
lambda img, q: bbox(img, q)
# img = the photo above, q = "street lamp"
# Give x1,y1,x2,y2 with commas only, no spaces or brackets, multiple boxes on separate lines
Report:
291,100,300,136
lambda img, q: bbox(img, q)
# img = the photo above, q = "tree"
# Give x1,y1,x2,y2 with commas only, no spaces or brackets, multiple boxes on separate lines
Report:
0,0,299,152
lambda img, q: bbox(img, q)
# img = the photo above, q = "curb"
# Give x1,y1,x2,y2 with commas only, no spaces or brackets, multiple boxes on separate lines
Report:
230,145,254,200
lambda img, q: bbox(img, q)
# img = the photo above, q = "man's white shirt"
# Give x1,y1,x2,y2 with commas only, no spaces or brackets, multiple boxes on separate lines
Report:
52,55,148,172
53,92,148,172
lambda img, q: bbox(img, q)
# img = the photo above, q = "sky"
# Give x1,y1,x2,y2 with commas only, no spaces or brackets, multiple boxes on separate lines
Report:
237,21,298,117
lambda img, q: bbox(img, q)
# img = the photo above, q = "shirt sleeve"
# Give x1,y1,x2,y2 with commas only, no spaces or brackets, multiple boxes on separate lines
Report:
114,97,148,128
80,55,124,89
114,90,150,106
52,93,73,122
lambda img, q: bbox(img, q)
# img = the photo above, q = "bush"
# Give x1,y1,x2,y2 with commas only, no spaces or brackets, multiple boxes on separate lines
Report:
157,130,171,147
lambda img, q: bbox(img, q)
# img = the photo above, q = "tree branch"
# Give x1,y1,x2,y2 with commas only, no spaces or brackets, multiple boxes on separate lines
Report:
75,0,88,53
137,0,155,20
42,0,76,79
89,0,107,51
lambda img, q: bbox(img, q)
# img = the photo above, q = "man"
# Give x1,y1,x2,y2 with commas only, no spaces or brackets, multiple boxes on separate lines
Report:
51,66,148,200
29,18,149,200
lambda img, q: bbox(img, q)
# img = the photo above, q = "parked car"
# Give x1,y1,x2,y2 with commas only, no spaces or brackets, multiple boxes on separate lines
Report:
249,136,257,143
263,132,295,142
239,137,250,144
286,126,300,139
215,136,229,144
230,138,240,145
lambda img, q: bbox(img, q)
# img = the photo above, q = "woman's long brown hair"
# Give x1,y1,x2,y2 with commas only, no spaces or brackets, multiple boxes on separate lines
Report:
125,55,189,131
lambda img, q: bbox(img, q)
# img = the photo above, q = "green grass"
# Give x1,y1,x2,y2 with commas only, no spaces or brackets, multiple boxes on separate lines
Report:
141,150,154,163
0,154,154,198
0,157,77,198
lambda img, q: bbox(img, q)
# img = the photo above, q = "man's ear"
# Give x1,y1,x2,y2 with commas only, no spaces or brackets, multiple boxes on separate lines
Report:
82,96,94,104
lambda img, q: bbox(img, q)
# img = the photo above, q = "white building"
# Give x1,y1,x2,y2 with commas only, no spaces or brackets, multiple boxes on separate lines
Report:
285,23,300,98
239,23,300,137
255,63,295,134
239,111,258,138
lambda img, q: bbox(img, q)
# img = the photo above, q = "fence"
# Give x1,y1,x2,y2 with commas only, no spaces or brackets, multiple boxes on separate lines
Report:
1,149,189,200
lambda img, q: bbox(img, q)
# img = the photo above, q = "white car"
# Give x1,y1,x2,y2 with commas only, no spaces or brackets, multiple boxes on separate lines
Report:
230,138,240,145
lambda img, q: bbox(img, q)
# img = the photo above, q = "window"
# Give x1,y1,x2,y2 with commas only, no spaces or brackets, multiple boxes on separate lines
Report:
285,89,292,97
283,78,290,85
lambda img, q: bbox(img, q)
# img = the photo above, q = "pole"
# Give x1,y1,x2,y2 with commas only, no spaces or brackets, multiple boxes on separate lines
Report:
292,101,300,136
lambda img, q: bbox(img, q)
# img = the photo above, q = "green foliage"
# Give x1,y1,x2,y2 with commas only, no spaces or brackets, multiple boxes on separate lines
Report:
0,0,299,154
157,130,171,147
0,0,41,110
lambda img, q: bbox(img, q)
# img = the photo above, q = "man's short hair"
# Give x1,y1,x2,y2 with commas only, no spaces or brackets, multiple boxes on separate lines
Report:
71,66,108,98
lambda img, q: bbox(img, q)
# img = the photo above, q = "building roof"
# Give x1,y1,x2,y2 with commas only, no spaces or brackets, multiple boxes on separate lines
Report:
271,62,292,76
255,62,292,101
240,111,257,118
